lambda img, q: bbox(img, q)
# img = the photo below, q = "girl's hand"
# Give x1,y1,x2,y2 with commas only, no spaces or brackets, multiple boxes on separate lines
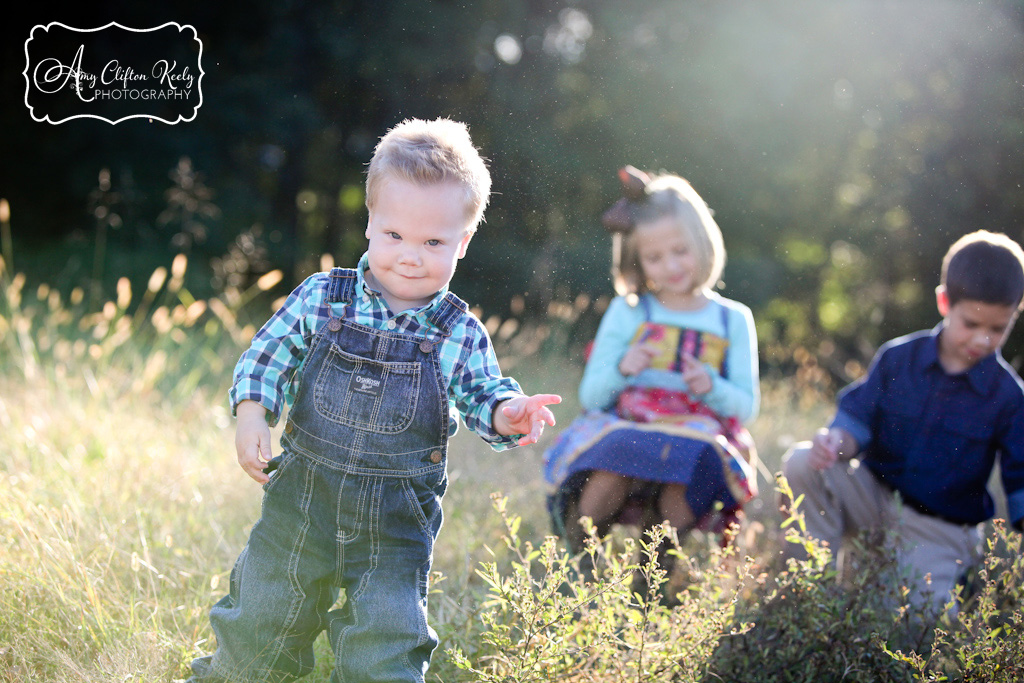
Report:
236,400,273,484
618,343,661,376
681,353,712,395
494,393,562,445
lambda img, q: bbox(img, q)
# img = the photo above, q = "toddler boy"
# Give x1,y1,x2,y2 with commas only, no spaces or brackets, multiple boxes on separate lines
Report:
188,118,560,682
782,230,1024,611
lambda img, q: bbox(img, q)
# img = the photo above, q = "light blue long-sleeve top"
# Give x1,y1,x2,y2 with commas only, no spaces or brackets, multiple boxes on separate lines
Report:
579,292,759,423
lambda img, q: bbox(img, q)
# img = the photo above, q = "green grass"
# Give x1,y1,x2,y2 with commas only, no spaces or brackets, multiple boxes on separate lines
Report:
3,260,1024,682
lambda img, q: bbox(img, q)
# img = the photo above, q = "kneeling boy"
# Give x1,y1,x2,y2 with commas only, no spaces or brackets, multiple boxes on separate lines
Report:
783,230,1024,611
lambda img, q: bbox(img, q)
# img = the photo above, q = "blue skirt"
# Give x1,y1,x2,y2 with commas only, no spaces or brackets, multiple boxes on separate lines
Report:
543,411,752,535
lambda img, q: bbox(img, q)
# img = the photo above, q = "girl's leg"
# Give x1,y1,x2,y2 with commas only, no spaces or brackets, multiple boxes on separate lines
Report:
563,470,628,559
564,471,630,583
578,470,632,527
657,483,696,532
628,483,695,605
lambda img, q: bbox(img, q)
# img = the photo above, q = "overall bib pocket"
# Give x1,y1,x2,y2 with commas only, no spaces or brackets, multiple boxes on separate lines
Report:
313,342,421,434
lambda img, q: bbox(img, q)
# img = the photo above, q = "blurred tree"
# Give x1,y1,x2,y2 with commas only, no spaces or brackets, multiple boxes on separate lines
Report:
3,0,1024,369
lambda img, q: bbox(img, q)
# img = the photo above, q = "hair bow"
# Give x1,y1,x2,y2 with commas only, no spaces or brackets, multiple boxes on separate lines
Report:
601,165,651,234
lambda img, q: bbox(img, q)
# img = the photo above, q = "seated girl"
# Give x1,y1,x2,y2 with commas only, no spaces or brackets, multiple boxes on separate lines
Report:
544,167,760,588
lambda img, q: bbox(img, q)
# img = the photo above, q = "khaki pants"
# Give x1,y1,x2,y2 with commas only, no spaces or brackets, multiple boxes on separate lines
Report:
782,443,983,612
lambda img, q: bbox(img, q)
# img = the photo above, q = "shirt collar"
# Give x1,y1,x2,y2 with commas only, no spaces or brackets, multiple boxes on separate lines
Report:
355,251,451,322
923,323,999,395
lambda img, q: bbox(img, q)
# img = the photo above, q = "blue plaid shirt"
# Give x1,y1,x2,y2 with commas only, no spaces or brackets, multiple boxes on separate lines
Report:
230,253,524,450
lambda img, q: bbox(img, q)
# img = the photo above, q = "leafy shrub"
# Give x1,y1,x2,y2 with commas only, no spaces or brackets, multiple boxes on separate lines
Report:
706,477,923,683
440,480,1024,683
886,519,1024,682
445,493,754,683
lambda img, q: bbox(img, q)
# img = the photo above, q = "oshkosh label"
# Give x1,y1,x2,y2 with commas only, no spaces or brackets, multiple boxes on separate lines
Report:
353,374,382,396
24,22,204,124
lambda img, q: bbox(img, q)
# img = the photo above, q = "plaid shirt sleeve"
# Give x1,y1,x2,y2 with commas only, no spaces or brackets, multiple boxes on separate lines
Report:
450,317,524,451
228,275,322,426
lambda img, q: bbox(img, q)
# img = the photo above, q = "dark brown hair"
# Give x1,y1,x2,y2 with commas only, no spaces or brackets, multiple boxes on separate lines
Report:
942,230,1024,311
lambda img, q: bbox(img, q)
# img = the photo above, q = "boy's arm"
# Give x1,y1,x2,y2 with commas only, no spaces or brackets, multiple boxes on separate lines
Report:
492,394,562,446
449,318,560,449
448,323,523,449
229,277,317,425
826,341,898,454
802,339,900,472
997,395,1024,531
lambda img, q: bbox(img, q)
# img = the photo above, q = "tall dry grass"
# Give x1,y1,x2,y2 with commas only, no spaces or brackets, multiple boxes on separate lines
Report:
5,253,1022,682
0,249,823,681
0,254,278,681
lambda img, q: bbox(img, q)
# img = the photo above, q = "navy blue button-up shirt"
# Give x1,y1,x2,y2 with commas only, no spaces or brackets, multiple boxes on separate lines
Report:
832,326,1024,526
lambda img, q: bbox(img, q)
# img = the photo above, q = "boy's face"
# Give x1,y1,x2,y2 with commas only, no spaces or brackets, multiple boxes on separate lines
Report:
364,177,474,313
936,287,1019,373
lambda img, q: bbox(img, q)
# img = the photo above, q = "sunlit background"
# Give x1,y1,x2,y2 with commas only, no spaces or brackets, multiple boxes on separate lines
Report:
3,0,1024,379
4,2,1024,680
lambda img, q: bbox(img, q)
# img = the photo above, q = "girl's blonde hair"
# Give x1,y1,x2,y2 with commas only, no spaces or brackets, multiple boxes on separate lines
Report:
613,174,726,298
365,118,491,230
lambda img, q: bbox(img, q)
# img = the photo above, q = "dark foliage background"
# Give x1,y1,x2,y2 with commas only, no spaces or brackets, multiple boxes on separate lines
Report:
3,0,1024,379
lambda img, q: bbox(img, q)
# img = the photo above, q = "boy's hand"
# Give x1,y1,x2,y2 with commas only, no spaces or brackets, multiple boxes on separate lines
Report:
681,353,713,395
494,394,562,445
809,427,843,471
236,400,274,484
619,343,661,376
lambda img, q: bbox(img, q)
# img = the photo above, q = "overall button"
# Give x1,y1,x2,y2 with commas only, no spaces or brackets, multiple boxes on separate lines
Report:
419,340,433,353
284,422,294,434
327,318,342,332
386,319,397,330
429,450,443,464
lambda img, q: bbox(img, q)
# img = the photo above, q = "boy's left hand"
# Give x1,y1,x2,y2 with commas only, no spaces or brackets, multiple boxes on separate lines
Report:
682,353,713,396
495,394,562,445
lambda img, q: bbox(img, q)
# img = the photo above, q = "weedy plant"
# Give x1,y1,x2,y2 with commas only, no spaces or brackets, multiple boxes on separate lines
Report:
0,253,279,681
706,475,926,683
444,493,755,683
884,519,1024,682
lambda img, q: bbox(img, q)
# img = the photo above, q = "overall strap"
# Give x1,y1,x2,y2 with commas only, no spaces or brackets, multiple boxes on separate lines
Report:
325,268,357,304
428,291,469,336
719,302,730,380
640,293,653,321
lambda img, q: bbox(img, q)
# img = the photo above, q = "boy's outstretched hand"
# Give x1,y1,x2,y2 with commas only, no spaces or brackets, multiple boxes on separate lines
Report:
495,394,562,445
236,400,274,484
809,427,857,471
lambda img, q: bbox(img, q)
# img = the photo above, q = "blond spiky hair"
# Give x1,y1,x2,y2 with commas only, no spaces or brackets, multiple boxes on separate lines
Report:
365,118,491,230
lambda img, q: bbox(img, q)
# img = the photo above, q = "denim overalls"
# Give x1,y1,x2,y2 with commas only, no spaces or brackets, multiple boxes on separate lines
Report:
190,269,466,683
